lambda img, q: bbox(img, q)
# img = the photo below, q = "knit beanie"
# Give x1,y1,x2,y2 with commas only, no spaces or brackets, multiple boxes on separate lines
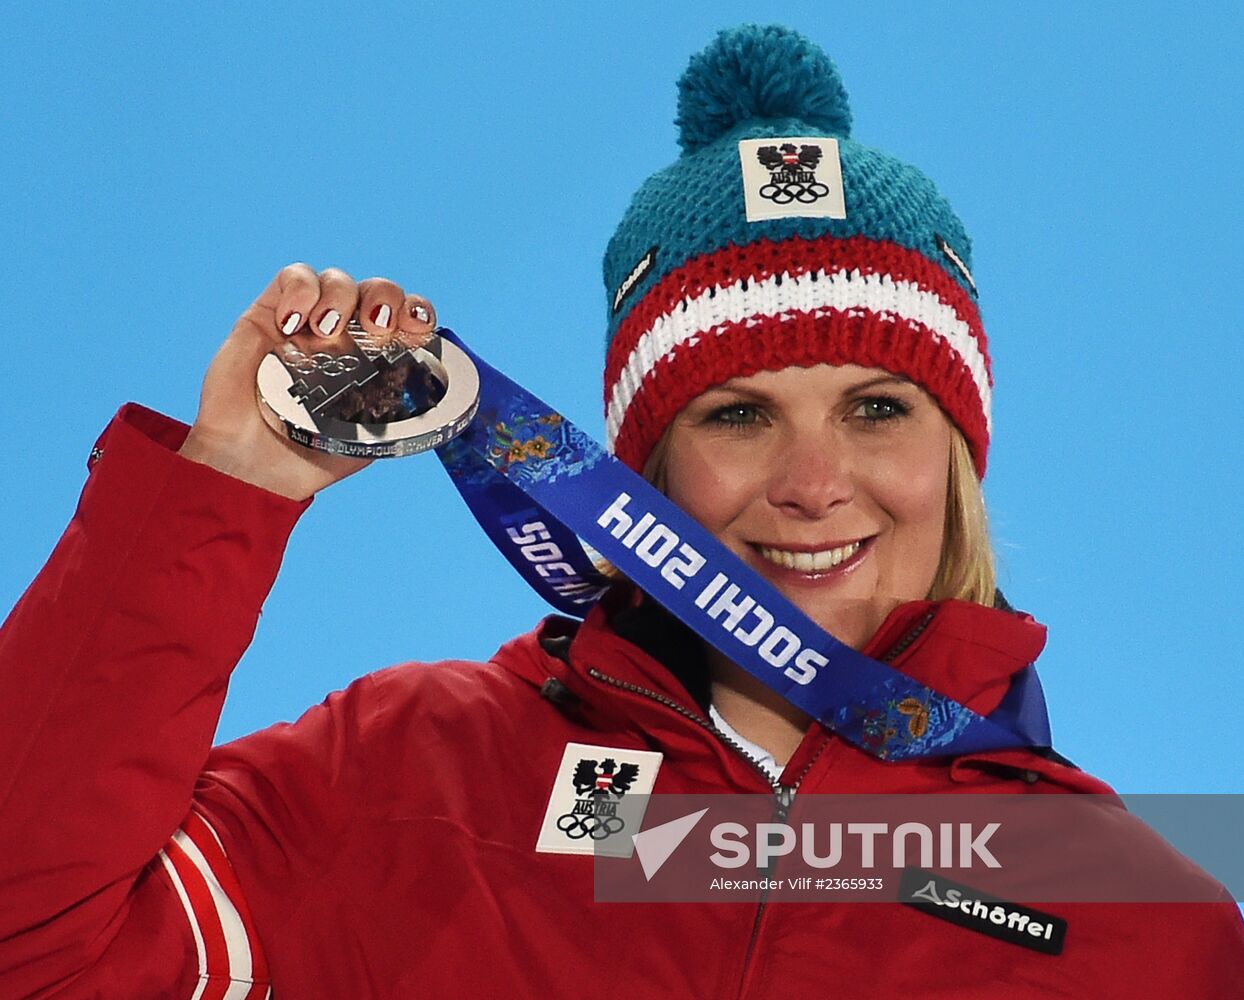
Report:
602,24,991,478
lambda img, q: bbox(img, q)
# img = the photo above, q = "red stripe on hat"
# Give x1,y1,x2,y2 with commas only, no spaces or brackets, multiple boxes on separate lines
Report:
613,307,989,479
183,811,271,987
604,234,988,401
164,835,233,1000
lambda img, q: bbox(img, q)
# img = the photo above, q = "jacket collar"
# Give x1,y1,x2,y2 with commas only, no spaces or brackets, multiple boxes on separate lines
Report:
493,587,1047,736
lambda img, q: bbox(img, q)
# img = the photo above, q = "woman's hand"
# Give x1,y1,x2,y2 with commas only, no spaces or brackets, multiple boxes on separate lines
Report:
179,263,438,500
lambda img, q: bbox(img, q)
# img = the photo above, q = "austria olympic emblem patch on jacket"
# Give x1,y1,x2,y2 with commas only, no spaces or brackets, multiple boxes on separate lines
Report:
535,743,663,857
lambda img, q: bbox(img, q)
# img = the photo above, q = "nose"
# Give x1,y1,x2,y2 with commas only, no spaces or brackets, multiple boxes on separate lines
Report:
765,426,854,518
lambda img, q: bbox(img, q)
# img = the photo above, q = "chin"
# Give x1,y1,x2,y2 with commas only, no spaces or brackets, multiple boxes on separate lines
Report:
806,598,890,651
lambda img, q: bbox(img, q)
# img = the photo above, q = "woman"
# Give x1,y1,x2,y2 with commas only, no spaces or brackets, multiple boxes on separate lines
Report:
1,23,1241,1000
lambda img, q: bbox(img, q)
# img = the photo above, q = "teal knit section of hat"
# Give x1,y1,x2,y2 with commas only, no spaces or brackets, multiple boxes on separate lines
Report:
603,24,978,341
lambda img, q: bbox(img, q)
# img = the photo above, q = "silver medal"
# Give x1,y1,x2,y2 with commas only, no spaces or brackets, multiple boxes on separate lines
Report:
256,319,480,458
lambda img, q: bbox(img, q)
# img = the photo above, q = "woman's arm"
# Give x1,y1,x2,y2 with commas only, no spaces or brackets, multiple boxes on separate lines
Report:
0,263,428,994
0,404,308,995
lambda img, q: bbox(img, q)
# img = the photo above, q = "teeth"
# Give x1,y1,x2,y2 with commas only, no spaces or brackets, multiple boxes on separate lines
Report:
759,541,862,573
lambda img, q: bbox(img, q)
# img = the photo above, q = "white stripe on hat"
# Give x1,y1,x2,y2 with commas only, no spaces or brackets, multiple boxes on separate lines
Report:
158,813,265,999
605,268,992,448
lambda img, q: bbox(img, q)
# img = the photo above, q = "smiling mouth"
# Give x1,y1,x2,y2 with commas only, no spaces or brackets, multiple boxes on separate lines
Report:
756,539,867,574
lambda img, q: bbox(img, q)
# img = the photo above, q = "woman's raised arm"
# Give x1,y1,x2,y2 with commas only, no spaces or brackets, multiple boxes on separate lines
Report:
0,264,430,995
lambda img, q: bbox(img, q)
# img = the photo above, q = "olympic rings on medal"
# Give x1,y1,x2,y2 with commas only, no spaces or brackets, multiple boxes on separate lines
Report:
282,347,363,377
759,180,831,205
556,811,626,841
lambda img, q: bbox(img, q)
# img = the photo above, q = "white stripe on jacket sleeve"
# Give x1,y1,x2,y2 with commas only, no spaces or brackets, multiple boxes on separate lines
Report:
157,811,270,1000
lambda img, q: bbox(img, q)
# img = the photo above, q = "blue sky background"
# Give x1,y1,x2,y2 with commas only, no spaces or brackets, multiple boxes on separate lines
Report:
2,3,1241,796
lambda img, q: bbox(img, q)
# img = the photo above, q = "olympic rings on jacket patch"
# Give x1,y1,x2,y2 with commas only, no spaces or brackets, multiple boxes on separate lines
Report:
556,811,626,840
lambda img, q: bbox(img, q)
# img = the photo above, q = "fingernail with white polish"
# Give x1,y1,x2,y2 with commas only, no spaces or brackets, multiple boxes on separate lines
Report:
374,304,392,329
281,311,302,336
412,304,430,324
317,310,341,337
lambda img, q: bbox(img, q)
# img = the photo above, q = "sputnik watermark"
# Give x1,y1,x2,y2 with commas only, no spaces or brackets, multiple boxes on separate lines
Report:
592,794,1244,905
708,821,1000,871
631,814,998,882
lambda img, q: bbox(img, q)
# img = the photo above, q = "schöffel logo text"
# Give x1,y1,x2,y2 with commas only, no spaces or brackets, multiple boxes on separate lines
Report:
612,246,659,314
900,868,1067,955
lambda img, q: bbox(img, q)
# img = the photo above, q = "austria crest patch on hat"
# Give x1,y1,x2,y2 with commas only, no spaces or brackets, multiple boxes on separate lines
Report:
535,742,663,857
738,136,846,222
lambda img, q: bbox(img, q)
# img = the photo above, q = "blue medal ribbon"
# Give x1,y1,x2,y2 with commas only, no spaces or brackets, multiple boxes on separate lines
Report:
435,330,1052,760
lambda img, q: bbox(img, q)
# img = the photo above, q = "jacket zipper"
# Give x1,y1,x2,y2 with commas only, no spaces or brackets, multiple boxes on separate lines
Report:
588,610,933,998
584,666,815,1000
748,611,937,995
879,608,937,663
735,737,831,999
585,666,782,792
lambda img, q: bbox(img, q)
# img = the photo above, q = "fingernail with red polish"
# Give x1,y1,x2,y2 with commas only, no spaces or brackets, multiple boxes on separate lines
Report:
281,311,302,336
371,303,392,329
411,304,431,324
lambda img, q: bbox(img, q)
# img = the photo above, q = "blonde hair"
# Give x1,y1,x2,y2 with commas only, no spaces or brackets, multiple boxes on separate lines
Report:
637,424,997,607
928,428,996,606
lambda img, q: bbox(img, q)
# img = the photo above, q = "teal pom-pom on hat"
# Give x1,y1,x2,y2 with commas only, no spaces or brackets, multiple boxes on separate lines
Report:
676,24,852,154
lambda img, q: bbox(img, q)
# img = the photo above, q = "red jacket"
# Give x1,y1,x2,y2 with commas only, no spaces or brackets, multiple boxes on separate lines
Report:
1,404,1242,999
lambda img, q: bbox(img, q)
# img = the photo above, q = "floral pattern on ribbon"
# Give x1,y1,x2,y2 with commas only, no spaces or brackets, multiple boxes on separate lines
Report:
833,685,979,760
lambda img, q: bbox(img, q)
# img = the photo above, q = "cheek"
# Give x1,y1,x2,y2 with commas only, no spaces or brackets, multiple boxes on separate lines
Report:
868,433,950,555
884,462,946,523
663,436,758,534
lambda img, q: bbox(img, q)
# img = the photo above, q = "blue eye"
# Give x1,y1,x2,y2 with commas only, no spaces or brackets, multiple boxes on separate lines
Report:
855,396,910,422
708,403,764,427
